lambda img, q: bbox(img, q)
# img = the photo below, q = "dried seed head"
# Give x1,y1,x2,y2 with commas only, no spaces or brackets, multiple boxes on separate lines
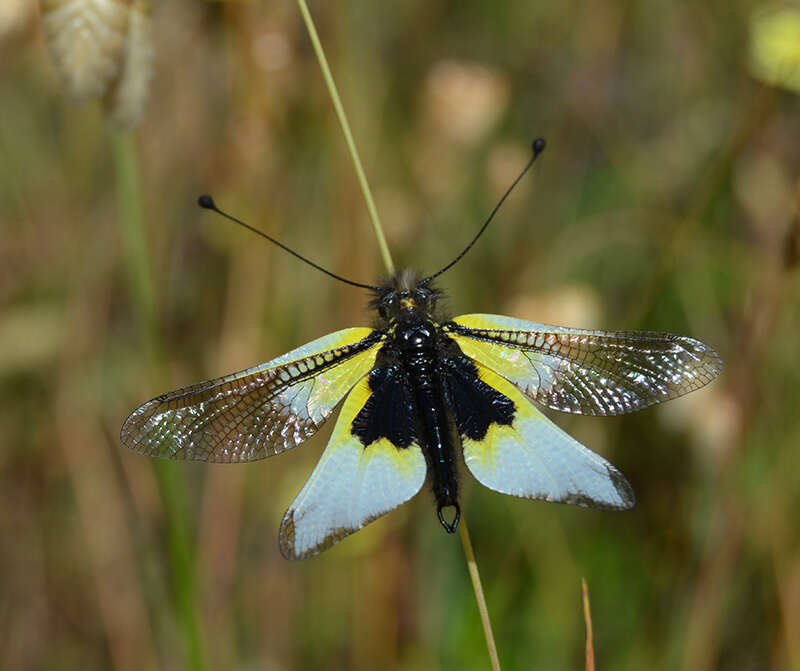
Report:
105,0,153,127
42,0,153,127
42,0,132,99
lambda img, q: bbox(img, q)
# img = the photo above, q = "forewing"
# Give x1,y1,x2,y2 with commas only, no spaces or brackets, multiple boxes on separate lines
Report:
120,328,384,463
446,313,722,416
279,373,427,559
457,360,634,509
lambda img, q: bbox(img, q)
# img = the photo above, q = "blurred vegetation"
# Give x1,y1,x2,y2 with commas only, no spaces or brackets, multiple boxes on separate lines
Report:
2,1,799,669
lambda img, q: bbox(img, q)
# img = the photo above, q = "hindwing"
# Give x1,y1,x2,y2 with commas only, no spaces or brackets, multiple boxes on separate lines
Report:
121,328,385,462
445,313,723,416
279,371,427,559
450,358,634,509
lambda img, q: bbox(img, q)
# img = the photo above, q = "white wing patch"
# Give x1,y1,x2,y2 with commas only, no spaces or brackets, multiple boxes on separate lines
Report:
279,376,427,559
462,361,634,510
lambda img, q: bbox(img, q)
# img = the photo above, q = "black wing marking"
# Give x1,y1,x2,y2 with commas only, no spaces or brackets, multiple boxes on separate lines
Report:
351,365,416,449
441,354,515,440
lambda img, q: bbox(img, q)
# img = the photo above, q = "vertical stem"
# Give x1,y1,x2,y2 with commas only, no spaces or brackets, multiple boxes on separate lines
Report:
113,131,160,373
582,578,595,671
294,5,502,668
152,463,205,671
112,131,205,671
458,518,501,671
295,0,395,276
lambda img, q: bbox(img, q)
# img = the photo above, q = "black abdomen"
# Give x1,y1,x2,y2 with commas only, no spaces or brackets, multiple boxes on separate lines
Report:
396,321,461,532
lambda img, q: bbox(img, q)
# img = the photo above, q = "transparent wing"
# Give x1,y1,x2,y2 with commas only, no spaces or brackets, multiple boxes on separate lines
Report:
446,313,723,416
279,374,427,559
120,328,384,463
460,360,634,509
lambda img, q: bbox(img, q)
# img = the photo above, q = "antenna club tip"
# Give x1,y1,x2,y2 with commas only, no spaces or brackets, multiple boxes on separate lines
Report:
532,137,546,155
198,194,216,210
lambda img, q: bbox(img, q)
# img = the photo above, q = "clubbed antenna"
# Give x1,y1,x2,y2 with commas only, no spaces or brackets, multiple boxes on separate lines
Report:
198,195,379,291
420,138,546,285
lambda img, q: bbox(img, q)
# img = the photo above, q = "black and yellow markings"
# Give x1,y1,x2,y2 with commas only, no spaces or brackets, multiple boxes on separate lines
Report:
441,354,516,442
347,334,518,455
351,365,415,449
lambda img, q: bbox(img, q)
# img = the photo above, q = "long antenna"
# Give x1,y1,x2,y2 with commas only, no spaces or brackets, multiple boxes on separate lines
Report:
197,195,379,291
420,137,546,285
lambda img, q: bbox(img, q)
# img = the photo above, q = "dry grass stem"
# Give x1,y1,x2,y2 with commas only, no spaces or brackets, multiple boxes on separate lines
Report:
582,578,595,671
459,518,501,671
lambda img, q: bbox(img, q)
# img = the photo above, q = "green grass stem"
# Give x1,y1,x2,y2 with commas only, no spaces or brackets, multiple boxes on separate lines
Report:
112,131,206,671
296,0,395,276
459,518,502,671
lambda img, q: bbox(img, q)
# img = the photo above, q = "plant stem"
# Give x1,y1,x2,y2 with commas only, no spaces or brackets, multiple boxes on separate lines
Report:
294,6,500,667
112,131,205,671
459,518,501,671
582,578,595,671
113,132,159,372
295,0,395,276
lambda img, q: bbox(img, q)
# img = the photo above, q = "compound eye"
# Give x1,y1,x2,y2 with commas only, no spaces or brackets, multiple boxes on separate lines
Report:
415,288,430,301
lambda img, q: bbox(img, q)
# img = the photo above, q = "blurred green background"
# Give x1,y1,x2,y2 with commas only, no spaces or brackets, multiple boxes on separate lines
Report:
2,1,799,669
